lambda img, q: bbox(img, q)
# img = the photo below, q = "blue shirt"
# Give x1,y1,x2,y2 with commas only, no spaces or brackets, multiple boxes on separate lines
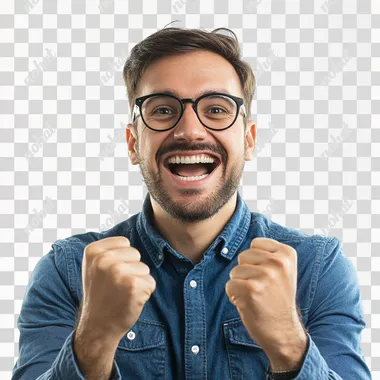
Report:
12,191,372,379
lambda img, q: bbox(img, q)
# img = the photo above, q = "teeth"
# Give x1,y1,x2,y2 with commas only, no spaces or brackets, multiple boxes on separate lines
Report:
168,155,215,164
174,173,209,181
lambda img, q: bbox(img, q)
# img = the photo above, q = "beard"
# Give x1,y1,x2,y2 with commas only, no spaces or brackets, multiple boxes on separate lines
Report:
134,141,247,224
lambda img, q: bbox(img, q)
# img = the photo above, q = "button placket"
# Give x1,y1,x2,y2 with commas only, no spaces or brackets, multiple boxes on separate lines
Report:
184,270,205,378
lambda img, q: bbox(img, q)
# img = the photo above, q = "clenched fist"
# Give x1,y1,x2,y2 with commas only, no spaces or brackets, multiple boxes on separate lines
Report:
225,237,308,370
78,236,156,341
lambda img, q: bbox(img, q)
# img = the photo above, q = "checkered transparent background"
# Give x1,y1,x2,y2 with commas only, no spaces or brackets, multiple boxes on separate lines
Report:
0,0,379,378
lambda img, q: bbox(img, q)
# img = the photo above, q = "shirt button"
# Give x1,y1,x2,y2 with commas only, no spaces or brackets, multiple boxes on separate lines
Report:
191,345,200,354
127,331,136,340
221,247,229,255
190,280,197,288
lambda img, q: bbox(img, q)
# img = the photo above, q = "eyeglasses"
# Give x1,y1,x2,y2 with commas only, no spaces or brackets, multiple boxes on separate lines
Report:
132,92,247,132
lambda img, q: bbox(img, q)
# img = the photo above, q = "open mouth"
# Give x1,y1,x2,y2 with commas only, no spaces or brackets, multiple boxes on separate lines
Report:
163,157,221,182
168,162,217,175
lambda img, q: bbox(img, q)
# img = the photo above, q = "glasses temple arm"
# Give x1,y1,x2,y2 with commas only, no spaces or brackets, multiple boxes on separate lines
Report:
130,104,140,123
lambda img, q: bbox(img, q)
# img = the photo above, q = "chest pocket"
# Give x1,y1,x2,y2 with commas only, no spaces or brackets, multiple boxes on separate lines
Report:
223,318,270,380
116,319,167,380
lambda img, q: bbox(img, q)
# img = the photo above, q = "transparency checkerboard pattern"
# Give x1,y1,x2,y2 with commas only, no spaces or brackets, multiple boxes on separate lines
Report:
0,0,379,378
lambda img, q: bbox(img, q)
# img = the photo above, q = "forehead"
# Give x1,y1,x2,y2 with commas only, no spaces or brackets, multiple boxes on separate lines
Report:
136,50,244,99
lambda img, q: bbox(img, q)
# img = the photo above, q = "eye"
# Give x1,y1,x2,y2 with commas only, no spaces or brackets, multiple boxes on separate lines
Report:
207,107,227,114
153,107,175,115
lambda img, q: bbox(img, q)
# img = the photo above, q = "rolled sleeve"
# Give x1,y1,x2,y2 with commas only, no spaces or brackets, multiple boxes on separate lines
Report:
11,242,121,380
291,237,372,379
292,332,337,379
50,330,122,380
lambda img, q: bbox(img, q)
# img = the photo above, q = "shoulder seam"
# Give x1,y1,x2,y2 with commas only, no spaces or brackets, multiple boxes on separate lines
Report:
52,239,81,304
307,235,340,311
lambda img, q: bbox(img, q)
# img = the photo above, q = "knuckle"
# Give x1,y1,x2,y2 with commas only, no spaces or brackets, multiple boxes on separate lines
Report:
229,267,236,279
120,236,131,246
141,263,150,275
83,242,97,259
288,247,297,263
272,259,286,272
283,245,296,258
124,275,139,289
237,252,246,265
109,262,127,281
264,267,276,281
268,255,279,266
148,275,156,289
95,255,110,271
127,247,141,260
248,280,263,295
278,257,291,271
107,236,131,246
269,255,285,268
246,280,256,293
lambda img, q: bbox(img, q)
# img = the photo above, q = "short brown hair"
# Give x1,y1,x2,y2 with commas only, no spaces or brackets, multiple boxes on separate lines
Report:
123,25,256,130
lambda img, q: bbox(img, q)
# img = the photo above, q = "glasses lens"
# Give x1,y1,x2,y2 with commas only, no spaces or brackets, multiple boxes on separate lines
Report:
141,95,181,131
198,94,237,129
140,94,239,131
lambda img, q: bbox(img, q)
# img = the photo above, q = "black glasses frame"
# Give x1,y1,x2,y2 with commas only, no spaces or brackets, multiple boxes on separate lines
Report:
133,92,247,132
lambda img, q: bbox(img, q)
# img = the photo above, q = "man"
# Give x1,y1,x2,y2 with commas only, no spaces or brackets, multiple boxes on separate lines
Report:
12,27,371,380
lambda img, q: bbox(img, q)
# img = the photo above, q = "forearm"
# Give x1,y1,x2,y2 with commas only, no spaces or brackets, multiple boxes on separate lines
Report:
73,325,120,380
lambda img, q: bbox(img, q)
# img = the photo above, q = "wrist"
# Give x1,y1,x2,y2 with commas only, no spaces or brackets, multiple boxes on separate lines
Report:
268,331,308,371
76,312,124,345
73,328,119,380
74,321,121,356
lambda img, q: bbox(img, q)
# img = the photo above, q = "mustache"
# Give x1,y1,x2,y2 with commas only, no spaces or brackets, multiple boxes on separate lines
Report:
158,143,226,162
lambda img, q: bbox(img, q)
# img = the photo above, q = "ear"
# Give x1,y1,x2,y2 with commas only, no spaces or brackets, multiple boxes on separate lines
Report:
126,123,139,165
244,120,256,161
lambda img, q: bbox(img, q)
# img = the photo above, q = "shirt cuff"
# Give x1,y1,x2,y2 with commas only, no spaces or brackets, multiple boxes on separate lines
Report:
290,333,330,379
49,330,122,379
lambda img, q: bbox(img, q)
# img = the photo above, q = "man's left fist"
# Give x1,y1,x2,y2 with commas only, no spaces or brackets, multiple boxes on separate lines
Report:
225,237,305,354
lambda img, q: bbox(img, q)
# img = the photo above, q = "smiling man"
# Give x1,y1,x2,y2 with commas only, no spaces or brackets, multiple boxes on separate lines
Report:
126,47,254,266
12,27,371,380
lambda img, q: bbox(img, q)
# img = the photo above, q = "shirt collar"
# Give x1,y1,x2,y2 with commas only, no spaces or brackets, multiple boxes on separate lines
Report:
136,191,252,268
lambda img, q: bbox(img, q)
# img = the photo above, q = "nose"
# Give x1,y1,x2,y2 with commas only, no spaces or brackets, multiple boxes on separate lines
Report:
173,102,208,142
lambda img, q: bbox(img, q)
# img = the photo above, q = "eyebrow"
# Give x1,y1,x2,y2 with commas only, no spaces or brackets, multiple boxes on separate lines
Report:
149,88,234,98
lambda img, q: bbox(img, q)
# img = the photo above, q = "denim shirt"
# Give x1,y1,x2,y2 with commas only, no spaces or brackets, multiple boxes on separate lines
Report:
12,191,372,380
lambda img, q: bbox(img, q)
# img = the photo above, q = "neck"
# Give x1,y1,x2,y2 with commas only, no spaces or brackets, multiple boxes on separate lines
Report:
150,192,238,265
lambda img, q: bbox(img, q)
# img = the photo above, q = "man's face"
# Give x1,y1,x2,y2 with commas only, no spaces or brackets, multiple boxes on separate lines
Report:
126,50,256,223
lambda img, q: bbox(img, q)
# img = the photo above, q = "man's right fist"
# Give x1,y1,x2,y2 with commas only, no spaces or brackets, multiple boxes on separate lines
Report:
78,236,156,340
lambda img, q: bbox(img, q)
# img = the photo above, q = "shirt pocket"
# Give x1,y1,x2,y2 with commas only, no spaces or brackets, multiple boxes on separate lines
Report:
116,319,168,380
223,317,269,380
